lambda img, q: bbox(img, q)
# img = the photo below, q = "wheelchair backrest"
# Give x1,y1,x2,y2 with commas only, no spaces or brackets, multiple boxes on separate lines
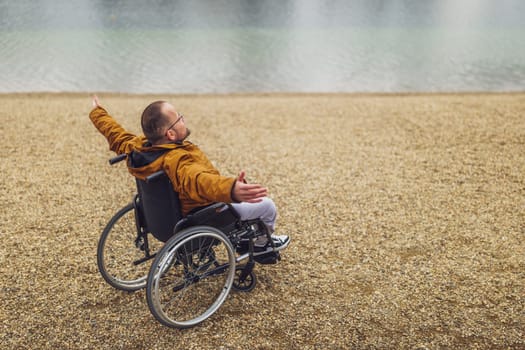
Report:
136,173,182,242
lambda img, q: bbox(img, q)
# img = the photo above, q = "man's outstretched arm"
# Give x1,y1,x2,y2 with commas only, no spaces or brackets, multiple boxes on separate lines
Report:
89,95,142,155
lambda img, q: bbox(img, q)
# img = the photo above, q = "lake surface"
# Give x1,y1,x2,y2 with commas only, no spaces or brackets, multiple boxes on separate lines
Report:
1,0,524,94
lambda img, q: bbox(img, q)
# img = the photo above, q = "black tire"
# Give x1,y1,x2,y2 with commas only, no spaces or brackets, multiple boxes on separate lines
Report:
146,226,236,328
97,203,162,291
232,265,257,292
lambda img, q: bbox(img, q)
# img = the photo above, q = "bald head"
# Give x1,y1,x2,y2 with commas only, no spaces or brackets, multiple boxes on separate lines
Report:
141,100,169,144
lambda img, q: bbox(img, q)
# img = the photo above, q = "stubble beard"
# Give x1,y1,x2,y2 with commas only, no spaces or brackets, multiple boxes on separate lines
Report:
178,128,191,142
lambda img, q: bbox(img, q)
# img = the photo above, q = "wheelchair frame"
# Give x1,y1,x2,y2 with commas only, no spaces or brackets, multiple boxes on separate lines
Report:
96,154,289,328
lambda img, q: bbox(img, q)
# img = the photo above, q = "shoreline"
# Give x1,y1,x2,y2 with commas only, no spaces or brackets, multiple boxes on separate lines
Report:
1,90,525,99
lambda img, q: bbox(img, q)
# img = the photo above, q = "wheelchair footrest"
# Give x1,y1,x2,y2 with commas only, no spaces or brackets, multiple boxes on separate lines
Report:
252,243,287,265
235,237,290,264
254,252,280,265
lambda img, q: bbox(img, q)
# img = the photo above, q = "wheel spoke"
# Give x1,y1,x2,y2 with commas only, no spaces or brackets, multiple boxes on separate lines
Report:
97,204,162,291
146,227,236,328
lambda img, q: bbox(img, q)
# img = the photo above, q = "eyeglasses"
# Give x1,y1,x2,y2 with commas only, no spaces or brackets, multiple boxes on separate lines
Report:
165,114,184,135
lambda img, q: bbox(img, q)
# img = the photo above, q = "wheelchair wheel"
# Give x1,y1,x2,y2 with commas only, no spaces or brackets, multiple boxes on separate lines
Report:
97,203,162,291
146,226,236,328
232,265,257,292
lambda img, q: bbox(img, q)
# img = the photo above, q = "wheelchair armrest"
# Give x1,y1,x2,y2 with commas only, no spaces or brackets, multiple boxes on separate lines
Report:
174,203,239,233
189,203,231,219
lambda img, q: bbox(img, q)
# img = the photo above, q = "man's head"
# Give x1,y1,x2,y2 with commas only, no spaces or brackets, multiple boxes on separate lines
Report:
141,101,190,144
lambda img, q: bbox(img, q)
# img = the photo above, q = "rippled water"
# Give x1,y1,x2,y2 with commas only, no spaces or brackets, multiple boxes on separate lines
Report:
1,0,524,93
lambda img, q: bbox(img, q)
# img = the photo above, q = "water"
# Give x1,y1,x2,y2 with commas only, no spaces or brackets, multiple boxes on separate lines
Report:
1,0,524,94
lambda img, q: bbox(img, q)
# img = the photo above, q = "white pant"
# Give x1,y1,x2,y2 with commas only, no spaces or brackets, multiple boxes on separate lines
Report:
230,197,277,232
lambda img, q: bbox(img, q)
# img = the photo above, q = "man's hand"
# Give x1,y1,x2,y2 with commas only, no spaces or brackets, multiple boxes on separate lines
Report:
232,171,267,203
92,95,101,108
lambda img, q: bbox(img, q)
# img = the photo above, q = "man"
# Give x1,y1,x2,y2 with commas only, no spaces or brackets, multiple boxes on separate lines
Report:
89,95,289,248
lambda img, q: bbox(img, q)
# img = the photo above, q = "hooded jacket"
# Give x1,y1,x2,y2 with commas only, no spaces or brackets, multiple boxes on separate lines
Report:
89,106,236,216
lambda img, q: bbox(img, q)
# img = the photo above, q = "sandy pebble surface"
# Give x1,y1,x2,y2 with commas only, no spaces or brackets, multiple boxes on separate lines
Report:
0,92,524,349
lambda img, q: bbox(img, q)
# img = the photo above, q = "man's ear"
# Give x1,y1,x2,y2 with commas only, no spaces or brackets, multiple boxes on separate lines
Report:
165,128,177,141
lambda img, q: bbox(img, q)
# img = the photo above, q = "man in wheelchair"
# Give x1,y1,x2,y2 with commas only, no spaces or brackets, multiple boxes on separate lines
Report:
89,95,289,258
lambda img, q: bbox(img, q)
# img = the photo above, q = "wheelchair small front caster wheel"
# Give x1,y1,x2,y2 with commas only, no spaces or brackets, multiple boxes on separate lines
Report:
232,265,257,292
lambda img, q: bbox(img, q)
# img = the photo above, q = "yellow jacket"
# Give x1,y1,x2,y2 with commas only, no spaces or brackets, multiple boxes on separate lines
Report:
89,106,236,216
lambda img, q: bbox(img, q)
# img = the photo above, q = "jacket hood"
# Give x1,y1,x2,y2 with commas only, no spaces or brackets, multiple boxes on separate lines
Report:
126,141,190,180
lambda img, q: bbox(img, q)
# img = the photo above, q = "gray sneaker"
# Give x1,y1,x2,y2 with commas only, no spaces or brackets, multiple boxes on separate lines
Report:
271,235,290,248
254,234,290,251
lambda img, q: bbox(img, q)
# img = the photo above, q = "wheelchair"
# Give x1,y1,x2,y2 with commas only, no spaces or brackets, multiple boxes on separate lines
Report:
96,154,290,328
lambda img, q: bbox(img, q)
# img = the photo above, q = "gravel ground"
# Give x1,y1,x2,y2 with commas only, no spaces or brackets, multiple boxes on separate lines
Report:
0,93,524,349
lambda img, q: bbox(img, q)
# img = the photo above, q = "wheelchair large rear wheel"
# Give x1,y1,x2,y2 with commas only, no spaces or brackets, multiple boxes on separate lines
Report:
97,203,162,291
146,226,236,328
